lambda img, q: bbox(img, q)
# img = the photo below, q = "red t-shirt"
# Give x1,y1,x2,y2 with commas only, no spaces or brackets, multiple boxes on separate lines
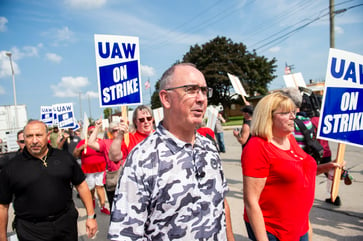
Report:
121,131,152,160
242,134,317,240
197,127,215,139
76,139,106,173
98,139,123,172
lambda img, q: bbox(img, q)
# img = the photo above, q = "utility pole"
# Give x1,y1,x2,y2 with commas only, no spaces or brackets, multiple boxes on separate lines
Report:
5,52,18,131
329,0,335,48
79,92,83,122
88,94,92,120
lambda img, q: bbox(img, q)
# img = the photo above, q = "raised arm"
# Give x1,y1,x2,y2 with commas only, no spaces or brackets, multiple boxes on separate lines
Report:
57,130,69,149
73,143,86,159
109,120,129,162
87,119,102,151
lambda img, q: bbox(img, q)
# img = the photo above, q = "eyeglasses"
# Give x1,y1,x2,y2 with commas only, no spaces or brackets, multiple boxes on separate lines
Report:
164,84,213,98
274,110,297,117
138,116,153,123
111,129,118,133
18,140,25,144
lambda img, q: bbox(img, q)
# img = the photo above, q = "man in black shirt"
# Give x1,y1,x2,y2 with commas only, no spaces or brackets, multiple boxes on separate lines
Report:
0,120,97,241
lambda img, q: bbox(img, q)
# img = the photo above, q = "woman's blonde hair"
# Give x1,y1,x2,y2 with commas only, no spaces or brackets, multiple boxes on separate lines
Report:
251,92,295,141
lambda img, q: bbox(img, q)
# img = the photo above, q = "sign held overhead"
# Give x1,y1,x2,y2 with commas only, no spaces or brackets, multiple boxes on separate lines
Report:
94,34,142,107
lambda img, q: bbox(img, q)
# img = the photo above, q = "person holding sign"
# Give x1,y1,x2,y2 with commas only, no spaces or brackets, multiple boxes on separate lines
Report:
58,128,81,155
108,63,234,240
233,105,253,149
0,120,97,241
242,92,316,241
281,88,348,206
87,121,127,211
108,105,154,163
73,126,110,215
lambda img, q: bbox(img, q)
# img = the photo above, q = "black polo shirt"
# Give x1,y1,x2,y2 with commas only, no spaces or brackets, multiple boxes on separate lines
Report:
0,145,85,219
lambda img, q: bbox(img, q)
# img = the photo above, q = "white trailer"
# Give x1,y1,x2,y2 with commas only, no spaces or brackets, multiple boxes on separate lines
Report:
0,105,28,153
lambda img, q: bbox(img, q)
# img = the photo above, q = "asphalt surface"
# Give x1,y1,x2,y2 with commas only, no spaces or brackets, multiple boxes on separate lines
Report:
6,127,363,240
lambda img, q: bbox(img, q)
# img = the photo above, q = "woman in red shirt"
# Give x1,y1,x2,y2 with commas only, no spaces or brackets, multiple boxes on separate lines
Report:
109,105,155,163
242,92,317,241
73,126,110,215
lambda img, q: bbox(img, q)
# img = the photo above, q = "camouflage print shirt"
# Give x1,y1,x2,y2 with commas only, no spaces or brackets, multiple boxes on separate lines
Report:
108,123,229,241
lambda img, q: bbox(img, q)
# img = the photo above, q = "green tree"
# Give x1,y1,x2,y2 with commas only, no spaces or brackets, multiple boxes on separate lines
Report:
150,36,277,112
150,80,162,109
103,107,113,120
182,36,277,111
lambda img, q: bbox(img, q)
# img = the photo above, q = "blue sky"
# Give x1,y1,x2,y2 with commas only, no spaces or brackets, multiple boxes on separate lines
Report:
0,0,362,121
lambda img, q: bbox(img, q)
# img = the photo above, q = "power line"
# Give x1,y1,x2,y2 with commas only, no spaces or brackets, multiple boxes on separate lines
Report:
252,2,363,53
147,1,362,74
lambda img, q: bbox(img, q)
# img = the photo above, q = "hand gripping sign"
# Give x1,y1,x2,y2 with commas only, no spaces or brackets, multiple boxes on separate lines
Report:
318,48,363,202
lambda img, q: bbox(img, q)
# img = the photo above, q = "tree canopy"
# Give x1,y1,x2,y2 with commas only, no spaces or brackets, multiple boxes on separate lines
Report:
103,107,113,120
150,36,277,111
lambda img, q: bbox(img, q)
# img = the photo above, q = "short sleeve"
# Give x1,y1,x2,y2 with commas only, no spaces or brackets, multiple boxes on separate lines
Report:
242,137,270,178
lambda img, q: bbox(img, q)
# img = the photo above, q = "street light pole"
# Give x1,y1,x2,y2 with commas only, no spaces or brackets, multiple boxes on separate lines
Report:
5,52,18,130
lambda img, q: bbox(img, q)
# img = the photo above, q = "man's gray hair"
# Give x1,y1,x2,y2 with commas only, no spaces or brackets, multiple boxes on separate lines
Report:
279,87,302,108
159,63,196,91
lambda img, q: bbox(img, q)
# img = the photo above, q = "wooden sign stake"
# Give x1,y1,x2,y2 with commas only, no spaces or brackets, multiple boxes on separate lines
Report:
121,106,129,147
331,143,346,202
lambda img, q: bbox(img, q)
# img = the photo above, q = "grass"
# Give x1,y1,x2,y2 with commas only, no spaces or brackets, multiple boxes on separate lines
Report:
223,116,244,126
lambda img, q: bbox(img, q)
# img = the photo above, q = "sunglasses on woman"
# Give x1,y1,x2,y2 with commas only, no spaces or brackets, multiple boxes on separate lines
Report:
138,116,153,123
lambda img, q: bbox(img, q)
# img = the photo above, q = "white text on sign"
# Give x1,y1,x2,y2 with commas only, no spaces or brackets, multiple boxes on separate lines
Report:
323,91,362,134
102,64,139,103
97,42,136,59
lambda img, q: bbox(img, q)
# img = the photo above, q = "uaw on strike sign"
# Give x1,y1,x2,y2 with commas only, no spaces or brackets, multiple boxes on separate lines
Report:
94,34,142,107
318,48,363,148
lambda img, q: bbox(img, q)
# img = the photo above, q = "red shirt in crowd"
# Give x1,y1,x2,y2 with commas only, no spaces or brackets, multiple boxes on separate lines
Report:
76,139,106,173
242,134,317,240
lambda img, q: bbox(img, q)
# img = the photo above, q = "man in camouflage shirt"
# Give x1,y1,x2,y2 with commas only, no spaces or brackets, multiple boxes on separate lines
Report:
108,63,234,241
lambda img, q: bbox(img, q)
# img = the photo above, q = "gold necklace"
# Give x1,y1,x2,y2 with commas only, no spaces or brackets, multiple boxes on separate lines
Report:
40,155,48,167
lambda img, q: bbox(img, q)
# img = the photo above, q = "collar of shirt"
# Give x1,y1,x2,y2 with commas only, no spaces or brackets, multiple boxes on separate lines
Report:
157,122,204,155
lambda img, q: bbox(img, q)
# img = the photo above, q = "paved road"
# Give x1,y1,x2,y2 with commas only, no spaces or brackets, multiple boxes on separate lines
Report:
6,127,363,240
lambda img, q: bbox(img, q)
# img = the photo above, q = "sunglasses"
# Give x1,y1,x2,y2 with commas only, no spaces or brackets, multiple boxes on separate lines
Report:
18,140,25,144
138,116,153,123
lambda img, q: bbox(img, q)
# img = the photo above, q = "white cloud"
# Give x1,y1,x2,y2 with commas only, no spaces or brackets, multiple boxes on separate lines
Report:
0,45,43,78
51,76,89,97
84,91,98,98
0,17,8,32
43,26,75,46
55,26,75,45
335,26,344,35
64,0,107,9
93,9,204,46
269,46,280,53
141,65,155,77
0,85,5,95
46,53,62,63
10,44,42,60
